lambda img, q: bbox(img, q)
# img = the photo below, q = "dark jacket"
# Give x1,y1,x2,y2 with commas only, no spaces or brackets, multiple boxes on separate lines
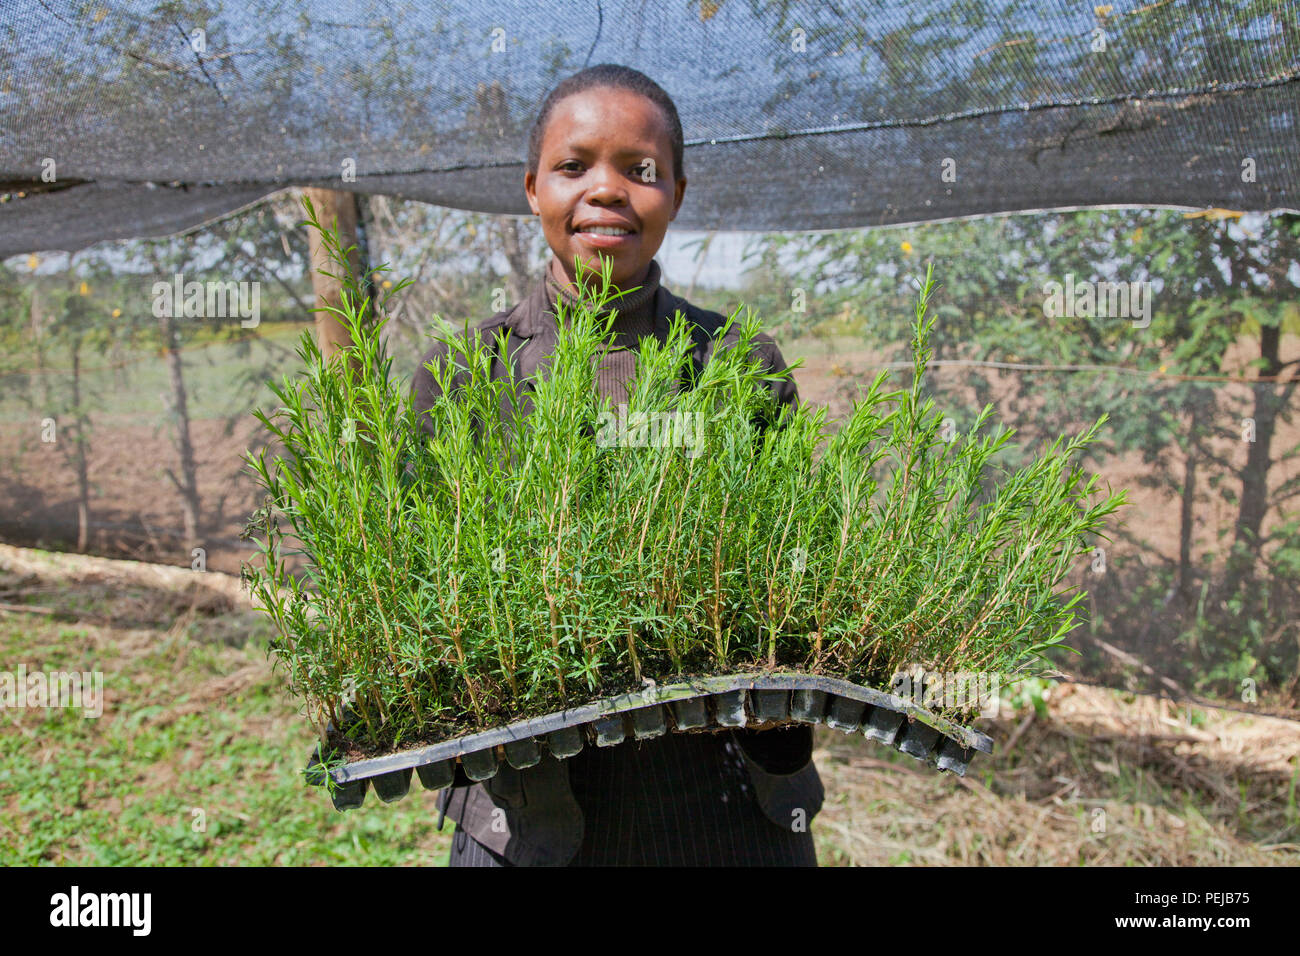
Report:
409,268,824,866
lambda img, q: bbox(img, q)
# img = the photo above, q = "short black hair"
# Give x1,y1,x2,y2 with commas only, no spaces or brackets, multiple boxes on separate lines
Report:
527,63,685,184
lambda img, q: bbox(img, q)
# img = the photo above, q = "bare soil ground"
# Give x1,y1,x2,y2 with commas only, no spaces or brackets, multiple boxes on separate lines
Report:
0,417,268,575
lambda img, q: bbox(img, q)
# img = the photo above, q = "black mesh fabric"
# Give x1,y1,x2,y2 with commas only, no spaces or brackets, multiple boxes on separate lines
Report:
2,2,1299,715
1,0,1297,256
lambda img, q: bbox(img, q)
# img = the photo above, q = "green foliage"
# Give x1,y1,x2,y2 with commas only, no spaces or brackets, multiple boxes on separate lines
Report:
1002,675,1057,719
0,610,450,867
242,198,1127,752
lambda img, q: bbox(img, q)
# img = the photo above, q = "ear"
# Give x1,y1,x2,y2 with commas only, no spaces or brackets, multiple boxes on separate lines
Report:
670,176,687,220
524,170,540,215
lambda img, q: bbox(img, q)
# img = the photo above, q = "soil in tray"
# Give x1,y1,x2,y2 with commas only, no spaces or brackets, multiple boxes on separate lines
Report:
323,670,653,761
320,662,984,763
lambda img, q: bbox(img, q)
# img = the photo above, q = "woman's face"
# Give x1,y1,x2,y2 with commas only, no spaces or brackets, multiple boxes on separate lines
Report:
525,86,686,293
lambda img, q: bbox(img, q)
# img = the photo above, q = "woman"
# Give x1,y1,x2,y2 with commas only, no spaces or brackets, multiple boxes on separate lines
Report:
412,63,822,866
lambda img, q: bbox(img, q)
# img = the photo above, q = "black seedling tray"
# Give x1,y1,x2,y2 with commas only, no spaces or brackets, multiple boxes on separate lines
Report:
306,671,995,811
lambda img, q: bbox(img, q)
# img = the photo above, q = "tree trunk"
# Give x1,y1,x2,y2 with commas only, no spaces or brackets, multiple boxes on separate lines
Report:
1223,217,1299,598
158,307,201,552
1233,324,1283,566
69,334,90,553
303,187,364,364
1176,398,1200,602
31,285,50,410
497,216,533,306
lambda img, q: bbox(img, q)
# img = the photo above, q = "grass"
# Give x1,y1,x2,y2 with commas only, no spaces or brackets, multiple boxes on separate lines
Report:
242,199,1128,754
0,580,452,866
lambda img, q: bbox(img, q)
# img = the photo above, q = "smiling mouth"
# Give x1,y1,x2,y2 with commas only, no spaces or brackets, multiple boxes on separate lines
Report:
571,223,637,237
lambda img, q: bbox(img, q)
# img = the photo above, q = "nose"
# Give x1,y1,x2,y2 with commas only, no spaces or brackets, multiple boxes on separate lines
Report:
585,162,628,205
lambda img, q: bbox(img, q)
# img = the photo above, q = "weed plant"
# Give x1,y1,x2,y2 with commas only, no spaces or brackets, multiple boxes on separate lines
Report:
243,200,1127,753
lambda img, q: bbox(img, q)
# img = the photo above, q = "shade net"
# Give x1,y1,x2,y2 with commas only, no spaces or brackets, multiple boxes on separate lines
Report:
1,2,1298,717
1,0,1298,255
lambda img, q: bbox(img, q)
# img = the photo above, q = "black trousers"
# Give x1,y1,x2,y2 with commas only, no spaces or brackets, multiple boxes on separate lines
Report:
448,729,818,867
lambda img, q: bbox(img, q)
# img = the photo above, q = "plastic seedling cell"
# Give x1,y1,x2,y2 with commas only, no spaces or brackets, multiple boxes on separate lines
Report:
548,726,584,759
594,714,627,747
790,689,826,723
671,697,709,730
331,777,368,812
416,759,456,791
825,695,867,732
714,690,747,727
752,689,790,723
504,737,541,770
935,737,975,776
896,720,943,760
863,705,905,745
461,747,501,781
631,705,667,739
371,768,413,803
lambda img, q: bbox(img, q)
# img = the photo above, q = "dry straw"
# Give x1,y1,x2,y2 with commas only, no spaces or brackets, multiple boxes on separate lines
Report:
242,199,1127,753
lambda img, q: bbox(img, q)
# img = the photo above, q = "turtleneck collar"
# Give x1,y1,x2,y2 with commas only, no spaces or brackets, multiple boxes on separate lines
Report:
543,258,662,349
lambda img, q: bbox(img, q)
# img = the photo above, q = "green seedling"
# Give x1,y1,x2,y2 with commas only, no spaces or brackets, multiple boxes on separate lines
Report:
242,198,1128,754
